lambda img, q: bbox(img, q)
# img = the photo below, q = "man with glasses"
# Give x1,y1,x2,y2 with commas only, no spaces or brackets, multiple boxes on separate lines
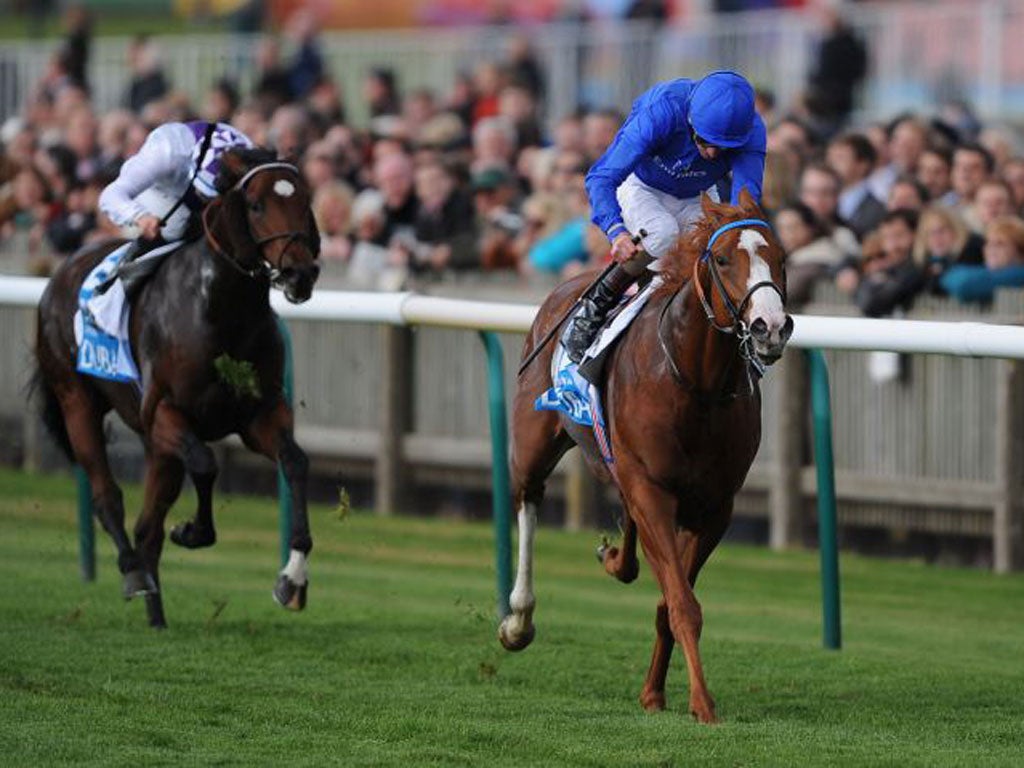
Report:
565,70,766,365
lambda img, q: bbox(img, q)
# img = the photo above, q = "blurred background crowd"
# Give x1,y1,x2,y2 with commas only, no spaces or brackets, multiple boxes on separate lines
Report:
3,0,1024,317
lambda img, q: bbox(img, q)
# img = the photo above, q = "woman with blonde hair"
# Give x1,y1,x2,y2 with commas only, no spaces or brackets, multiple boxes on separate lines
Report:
940,214,1024,303
912,204,984,293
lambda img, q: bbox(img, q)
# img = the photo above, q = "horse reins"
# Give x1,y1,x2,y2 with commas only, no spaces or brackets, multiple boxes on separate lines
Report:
203,162,313,283
659,217,784,392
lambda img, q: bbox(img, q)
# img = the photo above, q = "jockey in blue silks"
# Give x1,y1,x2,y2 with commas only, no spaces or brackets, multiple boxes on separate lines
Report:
566,70,767,363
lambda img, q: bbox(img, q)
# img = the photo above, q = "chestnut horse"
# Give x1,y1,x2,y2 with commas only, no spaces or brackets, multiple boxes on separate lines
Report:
500,189,793,722
34,148,321,628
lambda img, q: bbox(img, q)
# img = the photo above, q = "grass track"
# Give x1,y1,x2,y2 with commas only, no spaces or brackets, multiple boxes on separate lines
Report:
0,467,1022,767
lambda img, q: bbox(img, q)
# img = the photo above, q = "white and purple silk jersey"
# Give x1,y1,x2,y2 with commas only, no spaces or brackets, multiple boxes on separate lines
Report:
98,121,253,233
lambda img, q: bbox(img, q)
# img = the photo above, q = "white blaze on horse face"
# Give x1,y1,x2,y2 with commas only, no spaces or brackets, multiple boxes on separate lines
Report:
281,548,308,586
738,229,786,329
273,179,296,197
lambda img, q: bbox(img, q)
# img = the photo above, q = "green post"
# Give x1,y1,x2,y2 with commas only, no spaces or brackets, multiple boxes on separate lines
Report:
806,349,841,650
479,331,512,619
75,465,95,582
277,317,294,568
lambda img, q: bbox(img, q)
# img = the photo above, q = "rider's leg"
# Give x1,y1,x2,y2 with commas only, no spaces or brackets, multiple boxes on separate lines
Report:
564,176,682,363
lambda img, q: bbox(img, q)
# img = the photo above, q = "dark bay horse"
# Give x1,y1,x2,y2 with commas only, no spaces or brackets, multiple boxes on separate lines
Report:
34,148,321,628
501,189,793,722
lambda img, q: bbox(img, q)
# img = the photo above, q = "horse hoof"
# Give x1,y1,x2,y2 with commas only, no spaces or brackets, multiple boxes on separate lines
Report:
272,575,307,611
640,690,666,712
170,521,216,549
122,570,158,600
498,617,535,652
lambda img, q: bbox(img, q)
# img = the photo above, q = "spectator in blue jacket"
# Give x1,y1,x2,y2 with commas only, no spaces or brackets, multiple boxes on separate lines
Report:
941,214,1024,303
565,70,767,364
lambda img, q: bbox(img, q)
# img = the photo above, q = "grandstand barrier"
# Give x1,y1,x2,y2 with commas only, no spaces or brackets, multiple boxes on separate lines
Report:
3,276,1024,644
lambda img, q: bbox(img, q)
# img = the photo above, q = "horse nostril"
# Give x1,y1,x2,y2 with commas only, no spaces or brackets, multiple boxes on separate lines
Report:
781,315,795,341
750,318,769,340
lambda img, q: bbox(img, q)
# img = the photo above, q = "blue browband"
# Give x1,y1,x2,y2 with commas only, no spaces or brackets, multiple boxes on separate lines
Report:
701,218,773,260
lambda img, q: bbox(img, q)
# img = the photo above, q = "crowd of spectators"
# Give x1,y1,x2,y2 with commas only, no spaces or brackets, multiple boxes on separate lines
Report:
3,7,1024,315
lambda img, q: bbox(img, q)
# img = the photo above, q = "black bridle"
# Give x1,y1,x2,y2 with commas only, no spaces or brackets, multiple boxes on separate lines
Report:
204,162,316,284
658,217,785,390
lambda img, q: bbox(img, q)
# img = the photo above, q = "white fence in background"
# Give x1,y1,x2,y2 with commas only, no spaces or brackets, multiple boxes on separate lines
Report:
3,2,1024,125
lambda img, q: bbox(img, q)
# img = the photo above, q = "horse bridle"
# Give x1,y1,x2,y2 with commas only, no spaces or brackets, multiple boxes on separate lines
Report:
203,162,315,283
658,217,785,389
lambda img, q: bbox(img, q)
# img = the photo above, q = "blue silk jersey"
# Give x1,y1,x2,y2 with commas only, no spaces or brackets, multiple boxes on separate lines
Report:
585,78,767,240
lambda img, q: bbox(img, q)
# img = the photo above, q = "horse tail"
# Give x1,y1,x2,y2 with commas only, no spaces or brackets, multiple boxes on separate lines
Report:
27,366,75,463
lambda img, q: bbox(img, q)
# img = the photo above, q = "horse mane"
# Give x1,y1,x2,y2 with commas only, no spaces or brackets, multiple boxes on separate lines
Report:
214,147,280,194
653,215,718,297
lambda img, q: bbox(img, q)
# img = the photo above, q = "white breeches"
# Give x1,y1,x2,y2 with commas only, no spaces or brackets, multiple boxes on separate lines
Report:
615,174,719,270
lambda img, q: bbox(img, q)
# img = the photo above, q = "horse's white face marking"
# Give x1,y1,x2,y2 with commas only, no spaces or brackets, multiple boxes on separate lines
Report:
738,229,785,327
273,179,295,197
281,548,308,585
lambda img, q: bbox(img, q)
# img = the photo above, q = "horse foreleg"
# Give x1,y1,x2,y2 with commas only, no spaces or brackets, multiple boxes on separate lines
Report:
168,429,219,550
498,496,538,651
628,482,717,723
599,499,639,583
241,400,311,611
56,384,151,597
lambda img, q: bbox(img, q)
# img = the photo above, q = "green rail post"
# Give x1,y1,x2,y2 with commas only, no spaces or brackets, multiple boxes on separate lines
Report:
806,348,841,650
277,316,294,568
479,331,512,619
75,465,95,582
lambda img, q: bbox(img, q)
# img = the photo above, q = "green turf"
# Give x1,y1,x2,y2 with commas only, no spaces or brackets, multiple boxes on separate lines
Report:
0,467,1021,767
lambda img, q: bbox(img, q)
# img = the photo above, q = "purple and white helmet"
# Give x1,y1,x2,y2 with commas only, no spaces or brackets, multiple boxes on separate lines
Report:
187,121,255,198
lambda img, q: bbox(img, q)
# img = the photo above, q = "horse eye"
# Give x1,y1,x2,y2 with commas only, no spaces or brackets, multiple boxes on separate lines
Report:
249,200,263,214
716,255,729,267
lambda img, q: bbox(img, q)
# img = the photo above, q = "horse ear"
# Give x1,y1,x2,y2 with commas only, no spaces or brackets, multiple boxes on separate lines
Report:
737,186,760,214
701,191,726,222
218,150,248,188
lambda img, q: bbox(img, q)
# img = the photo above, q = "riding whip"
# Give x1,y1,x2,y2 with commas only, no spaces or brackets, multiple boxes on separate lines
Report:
516,229,647,377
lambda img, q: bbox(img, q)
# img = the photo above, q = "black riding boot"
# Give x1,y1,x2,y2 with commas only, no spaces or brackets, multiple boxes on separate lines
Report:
565,264,637,364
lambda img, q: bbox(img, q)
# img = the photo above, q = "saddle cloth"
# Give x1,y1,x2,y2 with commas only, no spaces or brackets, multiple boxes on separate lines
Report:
73,241,179,384
534,275,663,465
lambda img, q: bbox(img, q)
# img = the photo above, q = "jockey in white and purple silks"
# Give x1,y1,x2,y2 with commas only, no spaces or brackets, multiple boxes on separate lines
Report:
566,71,767,364
99,121,254,246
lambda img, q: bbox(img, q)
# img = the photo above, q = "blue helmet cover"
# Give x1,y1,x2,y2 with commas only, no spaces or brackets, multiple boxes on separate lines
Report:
688,70,756,148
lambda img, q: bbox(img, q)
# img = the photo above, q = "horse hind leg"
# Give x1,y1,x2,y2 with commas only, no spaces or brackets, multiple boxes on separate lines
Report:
639,598,674,712
53,383,155,599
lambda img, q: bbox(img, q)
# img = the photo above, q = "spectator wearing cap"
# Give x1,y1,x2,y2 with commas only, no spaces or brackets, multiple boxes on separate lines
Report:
940,214,1024,303
473,165,523,270
827,131,885,240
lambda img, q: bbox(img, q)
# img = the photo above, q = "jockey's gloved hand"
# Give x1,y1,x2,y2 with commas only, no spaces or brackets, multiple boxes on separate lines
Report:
135,214,162,241
611,231,639,263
